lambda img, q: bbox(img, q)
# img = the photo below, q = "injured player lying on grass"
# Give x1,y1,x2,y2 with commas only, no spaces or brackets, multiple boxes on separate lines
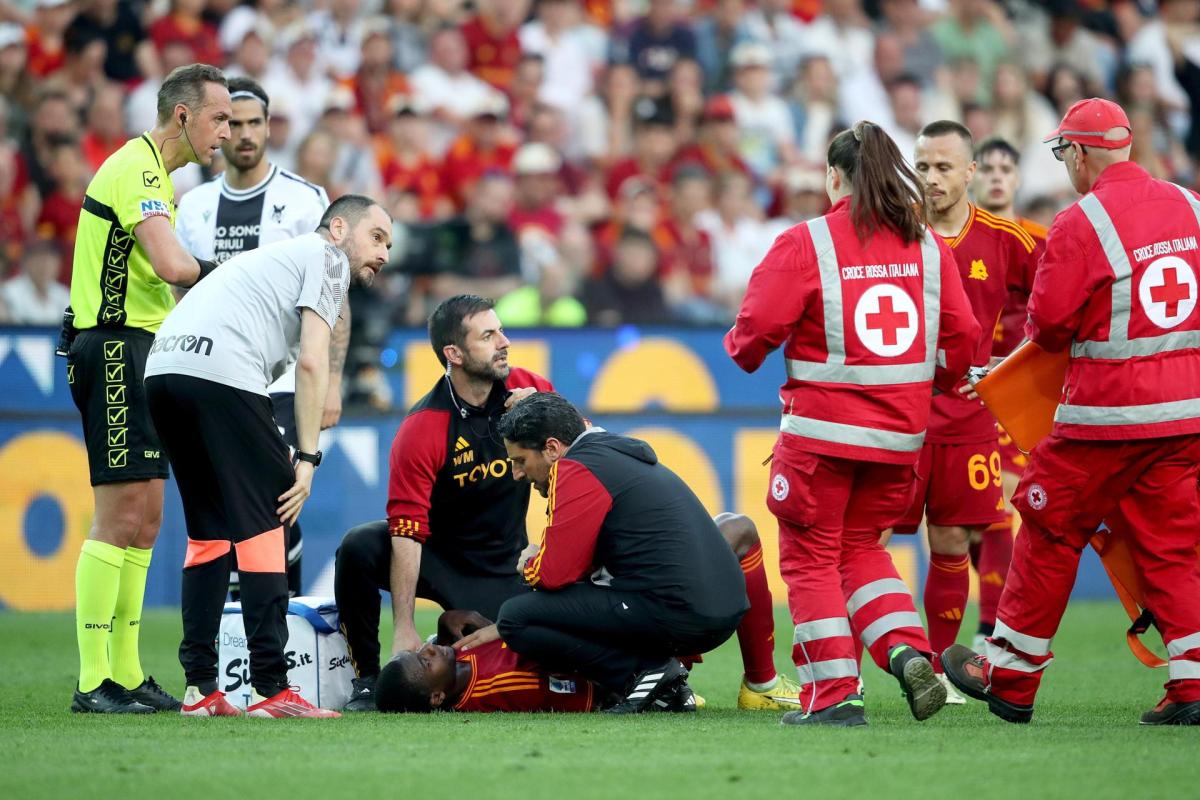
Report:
376,514,802,713
376,609,606,713
377,609,714,713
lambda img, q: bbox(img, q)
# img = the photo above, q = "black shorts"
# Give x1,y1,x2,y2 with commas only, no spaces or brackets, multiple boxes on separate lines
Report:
146,374,293,541
67,328,169,485
269,392,297,450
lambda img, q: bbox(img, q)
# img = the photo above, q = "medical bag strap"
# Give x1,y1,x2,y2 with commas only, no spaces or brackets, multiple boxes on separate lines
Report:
1125,608,1166,669
1089,532,1167,669
287,601,338,635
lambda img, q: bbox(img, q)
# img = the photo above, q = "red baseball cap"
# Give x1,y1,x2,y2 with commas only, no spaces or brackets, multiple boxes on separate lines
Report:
1044,98,1132,149
702,95,735,123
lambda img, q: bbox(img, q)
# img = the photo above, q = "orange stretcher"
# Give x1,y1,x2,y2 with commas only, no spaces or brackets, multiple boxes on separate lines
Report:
972,340,1069,454
971,340,1199,668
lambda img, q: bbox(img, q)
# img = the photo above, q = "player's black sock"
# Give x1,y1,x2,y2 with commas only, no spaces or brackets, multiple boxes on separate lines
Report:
180,551,234,691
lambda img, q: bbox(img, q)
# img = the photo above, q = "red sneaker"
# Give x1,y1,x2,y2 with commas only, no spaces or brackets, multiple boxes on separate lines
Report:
246,688,341,718
180,686,244,717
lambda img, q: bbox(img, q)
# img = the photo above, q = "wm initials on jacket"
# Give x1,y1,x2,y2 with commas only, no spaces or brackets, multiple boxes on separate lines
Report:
453,436,474,466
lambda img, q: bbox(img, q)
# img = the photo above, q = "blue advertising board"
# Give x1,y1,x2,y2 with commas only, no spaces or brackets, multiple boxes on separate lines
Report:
0,326,1114,611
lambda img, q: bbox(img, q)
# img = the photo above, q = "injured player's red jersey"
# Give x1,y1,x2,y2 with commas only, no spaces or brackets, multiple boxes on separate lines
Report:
453,640,597,713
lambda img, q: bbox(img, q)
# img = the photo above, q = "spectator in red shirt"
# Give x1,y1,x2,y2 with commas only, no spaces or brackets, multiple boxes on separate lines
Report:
671,94,752,179
509,142,567,241
656,165,716,309
460,0,528,91
149,0,222,67
42,25,108,112
441,94,518,209
34,134,86,284
25,0,77,78
604,97,678,200
0,133,32,270
594,177,664,272
80,82,126,173
339,20,410,135
376,96,452,220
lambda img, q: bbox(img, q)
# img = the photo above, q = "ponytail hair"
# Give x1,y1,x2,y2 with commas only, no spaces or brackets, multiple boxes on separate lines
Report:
826,121,926,245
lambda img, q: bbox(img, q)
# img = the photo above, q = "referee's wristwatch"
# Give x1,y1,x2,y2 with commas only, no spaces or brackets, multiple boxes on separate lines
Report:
295,450,323,468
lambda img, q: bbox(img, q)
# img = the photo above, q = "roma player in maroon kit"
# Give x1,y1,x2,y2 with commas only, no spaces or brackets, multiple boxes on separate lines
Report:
377,610,599,713
969,137,1048,653
896,121,1039,701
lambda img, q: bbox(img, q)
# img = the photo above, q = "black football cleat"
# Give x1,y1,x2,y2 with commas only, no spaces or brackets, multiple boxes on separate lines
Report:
651,680,698,713
343,676,377,712
1140,697,1200,726
940,644,1033,724
126,675,182,711
780,694,867,727
606,659,688,714
888,645,947,721
71,679,155,714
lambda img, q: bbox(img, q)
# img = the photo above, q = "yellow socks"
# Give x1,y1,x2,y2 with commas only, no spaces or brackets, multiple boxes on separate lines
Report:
111,546,152,689
75,540,124,692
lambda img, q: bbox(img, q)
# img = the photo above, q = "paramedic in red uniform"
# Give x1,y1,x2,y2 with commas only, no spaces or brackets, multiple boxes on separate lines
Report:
897,122,1039,700
725,121,980,726
941,98,1200,727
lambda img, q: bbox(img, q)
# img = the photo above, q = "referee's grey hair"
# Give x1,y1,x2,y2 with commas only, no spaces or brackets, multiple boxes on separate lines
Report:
317,194,384,233
157,63,228,125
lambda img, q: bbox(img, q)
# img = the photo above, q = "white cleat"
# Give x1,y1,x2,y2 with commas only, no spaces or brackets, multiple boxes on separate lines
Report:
938,673,967,705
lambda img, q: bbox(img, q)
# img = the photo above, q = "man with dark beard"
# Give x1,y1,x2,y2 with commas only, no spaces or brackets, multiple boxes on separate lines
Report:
176,76,338,598
333,295,553,711
145,194,391,717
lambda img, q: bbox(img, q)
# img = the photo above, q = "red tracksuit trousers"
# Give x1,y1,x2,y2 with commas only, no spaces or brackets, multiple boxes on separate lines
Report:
987,434,1200,707
768,449,931,712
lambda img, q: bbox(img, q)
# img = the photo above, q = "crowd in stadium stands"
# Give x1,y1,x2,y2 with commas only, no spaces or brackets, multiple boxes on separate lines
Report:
1,1,1199,385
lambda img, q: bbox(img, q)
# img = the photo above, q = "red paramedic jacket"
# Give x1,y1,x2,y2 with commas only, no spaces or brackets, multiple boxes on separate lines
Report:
725,196,980,466
1026,161,1200,440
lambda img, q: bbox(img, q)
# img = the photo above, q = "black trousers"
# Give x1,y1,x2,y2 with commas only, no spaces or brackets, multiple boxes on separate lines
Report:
496,583,743,693
229,392,304,599
147,374,293,697
334,520,530,677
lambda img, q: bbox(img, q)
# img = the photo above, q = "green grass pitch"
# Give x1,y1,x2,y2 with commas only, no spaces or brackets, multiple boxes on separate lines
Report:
1,601,1195,800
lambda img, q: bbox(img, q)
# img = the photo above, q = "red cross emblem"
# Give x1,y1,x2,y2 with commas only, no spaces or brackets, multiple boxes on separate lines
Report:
855,285,919,357
865,296,911,346
1139,256,1197,330
1150,266,1191,316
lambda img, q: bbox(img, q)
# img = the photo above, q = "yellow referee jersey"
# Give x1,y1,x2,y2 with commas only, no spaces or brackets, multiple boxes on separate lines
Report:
70,134,177,332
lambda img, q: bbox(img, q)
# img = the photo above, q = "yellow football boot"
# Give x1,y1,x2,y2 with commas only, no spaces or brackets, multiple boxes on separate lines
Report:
737,674,804,710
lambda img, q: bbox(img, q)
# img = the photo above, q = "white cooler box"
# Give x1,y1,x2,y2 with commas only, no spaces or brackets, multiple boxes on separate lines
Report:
218,596,353,710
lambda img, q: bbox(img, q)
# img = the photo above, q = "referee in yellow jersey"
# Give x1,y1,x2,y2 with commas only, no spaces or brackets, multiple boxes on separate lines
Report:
66,64,232,714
